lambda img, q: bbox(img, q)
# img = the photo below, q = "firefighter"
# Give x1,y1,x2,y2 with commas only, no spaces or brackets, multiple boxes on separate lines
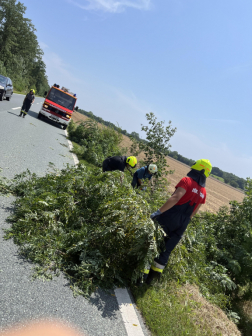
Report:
144,159,212,285
131,164,158,190
102,156,137,172
19,89,35,118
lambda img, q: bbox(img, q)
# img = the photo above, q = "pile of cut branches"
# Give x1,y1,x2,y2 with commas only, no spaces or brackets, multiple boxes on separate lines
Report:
3,164,163,295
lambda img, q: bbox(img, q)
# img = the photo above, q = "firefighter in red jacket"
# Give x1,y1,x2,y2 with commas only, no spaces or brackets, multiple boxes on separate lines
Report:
145,159,212,285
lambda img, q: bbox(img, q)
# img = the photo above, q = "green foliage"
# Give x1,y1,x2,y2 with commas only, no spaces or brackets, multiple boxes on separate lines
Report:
68,119,123,167
3,165,164,295
130,112,176,191
160,179,252,313
212,168,245,190
0,169,14,194
0,0,49,95
211,174,225,183
0,61,7,76
169,150,195,166
1,106,251,331
77,108,134,138
77,108,245,189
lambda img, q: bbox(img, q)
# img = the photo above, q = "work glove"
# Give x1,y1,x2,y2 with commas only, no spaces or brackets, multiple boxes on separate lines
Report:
150,209,162,219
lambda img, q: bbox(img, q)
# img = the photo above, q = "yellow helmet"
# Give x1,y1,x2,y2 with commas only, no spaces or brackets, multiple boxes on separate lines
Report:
191,159,212,177
126,156,137,168
30,89,35,94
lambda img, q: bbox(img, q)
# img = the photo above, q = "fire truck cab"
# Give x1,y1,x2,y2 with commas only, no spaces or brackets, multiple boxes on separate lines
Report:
38,84,77,130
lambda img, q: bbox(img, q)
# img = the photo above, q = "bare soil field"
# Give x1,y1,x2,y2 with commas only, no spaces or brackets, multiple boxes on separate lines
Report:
72,112,244,213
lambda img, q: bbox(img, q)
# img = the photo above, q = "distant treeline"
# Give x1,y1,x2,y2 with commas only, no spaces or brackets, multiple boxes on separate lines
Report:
77,109,246,190
168,151,245,190
0,0,50,96
77,109,141,140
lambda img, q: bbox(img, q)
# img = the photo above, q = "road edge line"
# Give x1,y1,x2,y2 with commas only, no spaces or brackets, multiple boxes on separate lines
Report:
114,288,145,336
64,129,146,336
64,129,79,166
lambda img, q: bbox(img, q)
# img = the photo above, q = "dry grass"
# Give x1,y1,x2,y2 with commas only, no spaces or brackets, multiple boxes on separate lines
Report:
72,112,244,213
133,282,242,336
179,284,241,336
241,301,252,317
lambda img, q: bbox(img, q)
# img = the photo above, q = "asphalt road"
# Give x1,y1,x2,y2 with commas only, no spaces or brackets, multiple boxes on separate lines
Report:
0,94,149,336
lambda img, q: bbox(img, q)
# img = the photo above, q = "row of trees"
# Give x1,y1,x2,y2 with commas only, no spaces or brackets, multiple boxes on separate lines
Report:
0,0,49,95
76,108,246,190
211,167,245,189
168,150,195,166
169,152,245,189
77,108,142,140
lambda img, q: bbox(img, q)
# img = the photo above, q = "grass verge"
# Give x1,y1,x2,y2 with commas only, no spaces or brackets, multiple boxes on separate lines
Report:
71,141,96,169
132,281,240,336
132,282,213,336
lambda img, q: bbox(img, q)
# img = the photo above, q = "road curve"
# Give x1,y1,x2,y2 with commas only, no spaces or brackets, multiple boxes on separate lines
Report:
0,94,149,336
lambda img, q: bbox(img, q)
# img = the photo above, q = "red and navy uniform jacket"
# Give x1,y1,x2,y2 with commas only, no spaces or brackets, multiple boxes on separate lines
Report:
156,176,206,237
175,177,206,211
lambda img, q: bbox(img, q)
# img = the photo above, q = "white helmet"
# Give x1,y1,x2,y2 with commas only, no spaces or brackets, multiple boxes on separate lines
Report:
148,164,158,174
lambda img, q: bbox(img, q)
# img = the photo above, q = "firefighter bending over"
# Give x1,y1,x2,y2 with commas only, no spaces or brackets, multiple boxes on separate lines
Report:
102,156,137,172
19,89,35,118
144,159,212,285
131,164,157,190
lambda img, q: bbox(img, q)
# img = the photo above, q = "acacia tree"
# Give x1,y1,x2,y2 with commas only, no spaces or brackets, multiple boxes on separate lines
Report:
130,112,176,191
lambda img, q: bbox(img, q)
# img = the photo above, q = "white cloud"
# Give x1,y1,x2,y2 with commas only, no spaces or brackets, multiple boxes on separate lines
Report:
113,88,151,116
200,118,242,125
43,50,82,85
39,41,49,50
68,0,151,13
225,63,252,76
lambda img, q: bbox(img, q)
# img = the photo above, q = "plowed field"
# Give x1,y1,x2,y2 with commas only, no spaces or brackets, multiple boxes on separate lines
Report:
72,112,244,213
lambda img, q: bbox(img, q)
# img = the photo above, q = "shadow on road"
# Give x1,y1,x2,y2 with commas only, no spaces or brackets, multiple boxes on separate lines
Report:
7,111,20,117
89,289,119,319
7,110,65,131
28,110,63,130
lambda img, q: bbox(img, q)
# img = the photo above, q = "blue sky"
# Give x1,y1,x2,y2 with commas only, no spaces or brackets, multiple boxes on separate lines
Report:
23,0,251,178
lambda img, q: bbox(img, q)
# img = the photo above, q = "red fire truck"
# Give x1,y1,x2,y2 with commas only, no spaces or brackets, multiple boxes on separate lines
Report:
38,84,77,130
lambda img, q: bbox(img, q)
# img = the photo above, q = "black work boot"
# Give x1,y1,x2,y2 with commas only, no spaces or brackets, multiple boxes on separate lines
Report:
136,272,149,286
145,269,161,285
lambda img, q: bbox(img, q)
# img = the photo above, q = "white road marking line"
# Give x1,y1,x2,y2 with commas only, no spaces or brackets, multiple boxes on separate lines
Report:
64,130,80,167
114,288,145,336
64,129,145,336
12,107,21,110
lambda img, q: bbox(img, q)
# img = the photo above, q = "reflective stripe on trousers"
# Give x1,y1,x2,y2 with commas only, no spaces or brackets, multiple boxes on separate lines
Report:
151,261,165,273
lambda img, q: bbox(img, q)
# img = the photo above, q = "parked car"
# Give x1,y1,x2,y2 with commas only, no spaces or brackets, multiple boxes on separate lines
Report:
0,75,13,101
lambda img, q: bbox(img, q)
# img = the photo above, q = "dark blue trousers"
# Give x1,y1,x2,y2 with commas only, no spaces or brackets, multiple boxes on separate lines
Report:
20,99,32,116
154,202,193,266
